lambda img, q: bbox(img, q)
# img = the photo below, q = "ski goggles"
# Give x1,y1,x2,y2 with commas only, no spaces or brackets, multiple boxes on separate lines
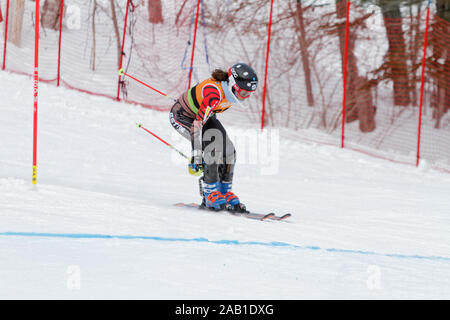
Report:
229,76,254,100
233,87,253,99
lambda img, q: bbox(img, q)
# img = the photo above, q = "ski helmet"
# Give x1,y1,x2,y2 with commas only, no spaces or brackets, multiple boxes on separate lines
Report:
228,63,258,100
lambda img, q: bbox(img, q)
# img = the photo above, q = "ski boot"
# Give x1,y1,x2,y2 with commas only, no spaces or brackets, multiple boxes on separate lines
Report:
219,182,247,213
202,181,228,210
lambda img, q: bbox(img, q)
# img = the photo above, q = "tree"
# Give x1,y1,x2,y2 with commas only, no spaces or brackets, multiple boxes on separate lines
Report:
109,0,122,69
8,0,25,47
436,0,450,21
294,0,314,107
430,0,450,128
148,0,164,24
335,0,376,132
42,0,63,30
406,0,424,105
91,0,97,71
378,0,411,106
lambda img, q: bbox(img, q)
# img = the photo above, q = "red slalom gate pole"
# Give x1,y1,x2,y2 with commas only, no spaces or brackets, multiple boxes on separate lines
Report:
118,68,176,102
33,0,40,185
2,0,10,70
416,3,431,167
261,0,274,132
137,123,189,160
57,0,64,86
116,0,131,100
341,0,351,148
188,0,201,88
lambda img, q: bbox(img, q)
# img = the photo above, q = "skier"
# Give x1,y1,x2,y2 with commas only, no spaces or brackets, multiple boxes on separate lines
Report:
169,63,258,211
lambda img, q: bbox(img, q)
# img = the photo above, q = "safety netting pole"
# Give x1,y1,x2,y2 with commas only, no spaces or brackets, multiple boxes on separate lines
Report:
2,0,9,70
116,0,131,101
341,0,351,148
416,0,431,167
188,0,201,88
33,0,40,185
57,0,64,86
261,0,274,132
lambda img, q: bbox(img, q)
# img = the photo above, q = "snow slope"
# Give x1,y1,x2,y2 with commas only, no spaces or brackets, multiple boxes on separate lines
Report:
1,72,450,299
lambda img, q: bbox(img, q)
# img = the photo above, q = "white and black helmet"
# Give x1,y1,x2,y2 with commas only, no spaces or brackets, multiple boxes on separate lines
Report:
228,63,258,100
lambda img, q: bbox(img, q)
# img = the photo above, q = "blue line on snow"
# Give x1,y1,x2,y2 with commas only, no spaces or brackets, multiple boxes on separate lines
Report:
1,231,449,263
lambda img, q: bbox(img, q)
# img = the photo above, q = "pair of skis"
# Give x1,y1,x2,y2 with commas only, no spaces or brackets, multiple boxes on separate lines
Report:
175,178,292,222
174,202,291,222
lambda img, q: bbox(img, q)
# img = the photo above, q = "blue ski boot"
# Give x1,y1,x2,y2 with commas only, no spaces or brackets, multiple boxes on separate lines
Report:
203,181,227,210
219,182,246,212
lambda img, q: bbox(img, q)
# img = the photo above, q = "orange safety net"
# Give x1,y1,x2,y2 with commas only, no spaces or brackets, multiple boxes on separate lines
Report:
0,0,449,172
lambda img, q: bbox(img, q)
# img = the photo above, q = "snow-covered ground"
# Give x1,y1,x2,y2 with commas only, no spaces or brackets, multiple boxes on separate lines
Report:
1,71,450,299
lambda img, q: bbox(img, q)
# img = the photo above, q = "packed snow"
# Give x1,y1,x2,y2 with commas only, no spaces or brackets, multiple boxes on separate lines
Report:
1,72,450,299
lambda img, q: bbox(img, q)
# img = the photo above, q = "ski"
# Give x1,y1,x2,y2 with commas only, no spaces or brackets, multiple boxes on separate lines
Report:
174,203,291,222
271,213,292,221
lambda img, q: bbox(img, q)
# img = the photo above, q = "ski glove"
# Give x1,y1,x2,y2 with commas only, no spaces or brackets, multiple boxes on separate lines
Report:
188,149,204,176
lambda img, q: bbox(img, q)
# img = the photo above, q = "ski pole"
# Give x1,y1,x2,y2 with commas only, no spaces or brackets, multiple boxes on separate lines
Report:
119,69,177,102
136,123,189,160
